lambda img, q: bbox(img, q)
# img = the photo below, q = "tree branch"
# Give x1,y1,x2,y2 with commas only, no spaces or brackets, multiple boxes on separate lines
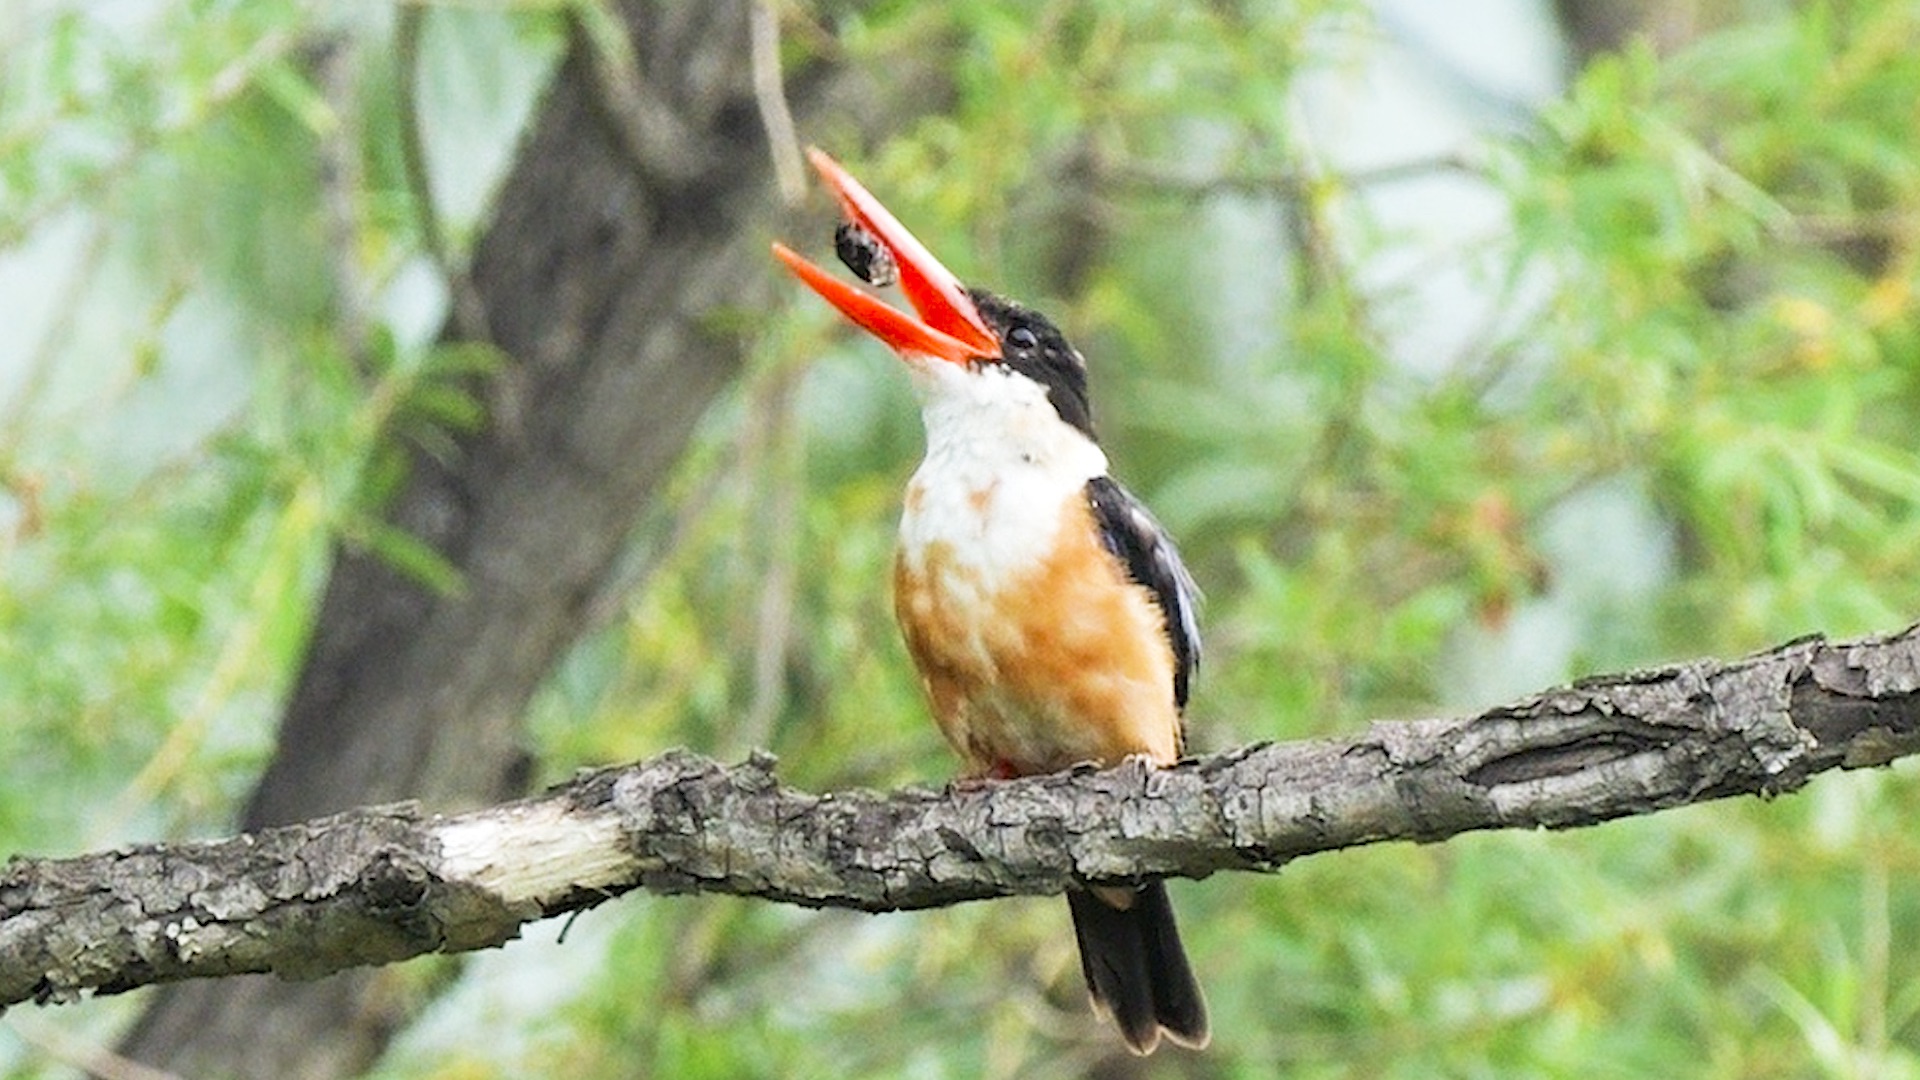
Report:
8,624,1920,1010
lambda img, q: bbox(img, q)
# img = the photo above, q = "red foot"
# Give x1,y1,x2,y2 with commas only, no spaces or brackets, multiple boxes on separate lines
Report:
950,760,1021,791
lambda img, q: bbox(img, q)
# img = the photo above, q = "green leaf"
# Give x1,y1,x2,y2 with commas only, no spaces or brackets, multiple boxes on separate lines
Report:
349,518,466,597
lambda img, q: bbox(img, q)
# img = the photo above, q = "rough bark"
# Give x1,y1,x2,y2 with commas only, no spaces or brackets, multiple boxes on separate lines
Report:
114,2,932,1076
14,623,1920,1010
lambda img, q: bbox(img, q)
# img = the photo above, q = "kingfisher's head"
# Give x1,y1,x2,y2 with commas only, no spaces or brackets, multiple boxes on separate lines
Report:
774,149,1097,447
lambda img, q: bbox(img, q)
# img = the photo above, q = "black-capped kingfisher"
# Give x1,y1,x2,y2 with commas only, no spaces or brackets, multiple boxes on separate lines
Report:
773,149,1207,1054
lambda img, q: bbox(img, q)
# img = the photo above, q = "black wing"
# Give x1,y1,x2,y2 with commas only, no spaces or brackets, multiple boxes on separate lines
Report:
1086,476,1201,714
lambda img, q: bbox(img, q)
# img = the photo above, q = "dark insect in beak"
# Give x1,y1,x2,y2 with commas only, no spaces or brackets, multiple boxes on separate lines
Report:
835,221,898,287
772,147,1000,364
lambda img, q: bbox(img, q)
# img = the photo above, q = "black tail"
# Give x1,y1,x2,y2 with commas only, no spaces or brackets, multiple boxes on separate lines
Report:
1067,882,1209,1054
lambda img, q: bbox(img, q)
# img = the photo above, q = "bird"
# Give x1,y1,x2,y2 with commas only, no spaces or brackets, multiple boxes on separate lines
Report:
773,148,1207,1055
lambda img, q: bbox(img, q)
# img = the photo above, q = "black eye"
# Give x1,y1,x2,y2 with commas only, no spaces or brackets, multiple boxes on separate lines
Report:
1008,326,1038,350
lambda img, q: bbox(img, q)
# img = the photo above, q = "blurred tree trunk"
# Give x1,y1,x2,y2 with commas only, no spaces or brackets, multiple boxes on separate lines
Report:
115,3,940,1076
1553,0,1730,66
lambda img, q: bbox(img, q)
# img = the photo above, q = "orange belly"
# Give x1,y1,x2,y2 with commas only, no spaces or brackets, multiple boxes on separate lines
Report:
893,494,1181,778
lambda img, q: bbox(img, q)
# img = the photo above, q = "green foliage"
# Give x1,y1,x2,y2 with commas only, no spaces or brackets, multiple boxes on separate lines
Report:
1512,6,1920,644
8,0,1920,1077
0,1,553,864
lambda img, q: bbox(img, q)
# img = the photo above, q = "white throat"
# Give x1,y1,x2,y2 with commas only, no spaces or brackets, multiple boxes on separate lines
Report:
897,359,1108,584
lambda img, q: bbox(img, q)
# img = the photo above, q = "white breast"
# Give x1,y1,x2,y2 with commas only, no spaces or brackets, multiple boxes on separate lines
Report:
896,361,1108,590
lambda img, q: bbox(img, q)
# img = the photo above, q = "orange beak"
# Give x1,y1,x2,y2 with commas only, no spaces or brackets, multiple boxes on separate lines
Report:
773,148,1001,364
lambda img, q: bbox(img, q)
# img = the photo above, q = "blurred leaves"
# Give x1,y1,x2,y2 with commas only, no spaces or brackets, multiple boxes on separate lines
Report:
0,1,556,851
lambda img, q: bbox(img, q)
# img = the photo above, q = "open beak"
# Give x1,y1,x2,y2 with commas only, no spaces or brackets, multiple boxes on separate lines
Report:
772,148,1001,364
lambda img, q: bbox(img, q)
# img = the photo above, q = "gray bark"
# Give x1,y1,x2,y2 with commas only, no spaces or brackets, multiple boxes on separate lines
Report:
13,623,1920,1010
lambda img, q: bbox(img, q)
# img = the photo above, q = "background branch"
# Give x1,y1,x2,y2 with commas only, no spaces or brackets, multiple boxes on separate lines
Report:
8,623,1919,1010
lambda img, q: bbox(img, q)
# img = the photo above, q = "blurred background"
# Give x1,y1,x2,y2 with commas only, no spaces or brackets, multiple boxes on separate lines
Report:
4,0,1920,1076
